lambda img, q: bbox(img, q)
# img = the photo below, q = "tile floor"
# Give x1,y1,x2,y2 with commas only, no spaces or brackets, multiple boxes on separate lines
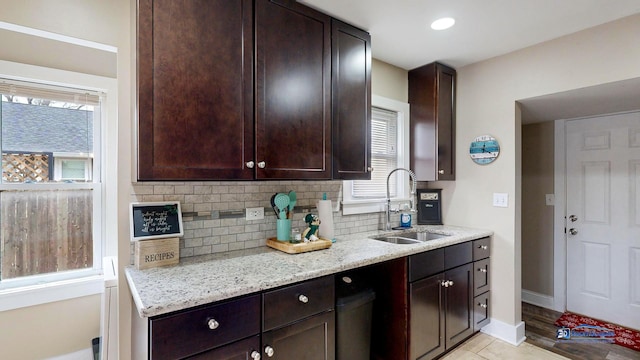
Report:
443,333,570,360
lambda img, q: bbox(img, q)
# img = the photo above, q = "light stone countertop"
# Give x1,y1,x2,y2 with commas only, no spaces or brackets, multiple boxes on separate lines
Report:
125,225,492,318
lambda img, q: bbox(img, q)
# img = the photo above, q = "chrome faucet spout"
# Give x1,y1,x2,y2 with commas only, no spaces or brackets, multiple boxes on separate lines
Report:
385,168,417,230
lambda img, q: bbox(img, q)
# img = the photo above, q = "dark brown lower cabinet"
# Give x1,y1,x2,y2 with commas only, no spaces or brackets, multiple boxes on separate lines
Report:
262,311,335,360
409,273,445,360
444,264,474,348
187,336,260,360
409,264,473,360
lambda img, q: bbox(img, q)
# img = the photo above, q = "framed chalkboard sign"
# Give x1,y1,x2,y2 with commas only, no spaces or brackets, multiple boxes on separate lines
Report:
130,202,184,241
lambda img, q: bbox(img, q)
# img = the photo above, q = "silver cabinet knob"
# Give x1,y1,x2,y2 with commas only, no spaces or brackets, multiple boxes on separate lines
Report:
298,294,309,303
569,228,578,235
258,161,266,169
441,280,454,287
264,346,275,357
479,303,488,309
448,280,454,287
569,214,578,222
438,169,445,175
251,351,261,360
207,318,219,330
479,245,488,250
478,268,487,273
367,167,374,172
246,161,255,169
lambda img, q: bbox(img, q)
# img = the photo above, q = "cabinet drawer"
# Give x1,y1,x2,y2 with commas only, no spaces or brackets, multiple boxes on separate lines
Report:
473,237,490,260
150,294,260,360
409,248,444,282
263,276,335,331
473,258,490,296
444,241,472,270
473,292,490,332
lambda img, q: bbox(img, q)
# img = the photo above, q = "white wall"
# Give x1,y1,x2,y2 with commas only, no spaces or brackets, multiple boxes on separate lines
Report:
372,58,408,102
433,14,640,333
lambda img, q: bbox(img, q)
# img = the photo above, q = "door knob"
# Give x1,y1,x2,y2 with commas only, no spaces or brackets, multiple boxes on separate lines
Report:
569,228,578,235
569,214,578,222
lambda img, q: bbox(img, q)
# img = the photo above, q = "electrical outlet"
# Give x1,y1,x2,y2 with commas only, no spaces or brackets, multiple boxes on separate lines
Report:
245,207,264,221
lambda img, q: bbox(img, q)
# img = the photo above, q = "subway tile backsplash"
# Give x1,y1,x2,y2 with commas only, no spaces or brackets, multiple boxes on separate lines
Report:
130,180,388,260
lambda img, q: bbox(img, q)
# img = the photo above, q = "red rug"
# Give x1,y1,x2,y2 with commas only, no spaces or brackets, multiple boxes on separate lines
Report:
555,312,640,352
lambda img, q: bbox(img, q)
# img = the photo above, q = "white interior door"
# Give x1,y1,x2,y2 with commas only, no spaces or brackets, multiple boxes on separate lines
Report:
566,112,640,330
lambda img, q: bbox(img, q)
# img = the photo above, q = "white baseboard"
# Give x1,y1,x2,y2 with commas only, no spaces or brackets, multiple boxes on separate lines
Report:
481,318,526,346
45,347,93,360
522,289,555,309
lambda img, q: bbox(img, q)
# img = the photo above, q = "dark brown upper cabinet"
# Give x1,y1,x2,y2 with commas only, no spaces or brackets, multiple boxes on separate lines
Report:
137,0,254,180
138,0,370,181
331,19,372,180
255,0,332,180
409,62,456,181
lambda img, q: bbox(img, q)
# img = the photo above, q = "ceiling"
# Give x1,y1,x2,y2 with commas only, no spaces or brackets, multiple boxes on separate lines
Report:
300,0,640,70
300,0,640,123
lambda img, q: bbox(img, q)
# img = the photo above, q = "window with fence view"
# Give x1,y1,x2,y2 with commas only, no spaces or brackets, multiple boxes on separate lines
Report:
0,79,102,286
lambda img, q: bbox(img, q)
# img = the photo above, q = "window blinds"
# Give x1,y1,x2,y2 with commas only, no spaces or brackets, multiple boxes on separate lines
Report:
0,78,101,106
352,106,398,198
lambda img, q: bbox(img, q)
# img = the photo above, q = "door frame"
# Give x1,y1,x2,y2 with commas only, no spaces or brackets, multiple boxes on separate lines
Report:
552,119,567,313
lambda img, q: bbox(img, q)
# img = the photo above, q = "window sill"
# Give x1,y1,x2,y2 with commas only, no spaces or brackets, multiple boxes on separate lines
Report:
0,275,105,312
342,198,412,215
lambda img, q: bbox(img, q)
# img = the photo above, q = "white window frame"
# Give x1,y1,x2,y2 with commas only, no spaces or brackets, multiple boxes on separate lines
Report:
342,95,411,215
53,153,94,182
0,60,117,311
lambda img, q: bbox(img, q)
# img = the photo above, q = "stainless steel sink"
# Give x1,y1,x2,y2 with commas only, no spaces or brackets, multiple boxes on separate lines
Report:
372,231,450,244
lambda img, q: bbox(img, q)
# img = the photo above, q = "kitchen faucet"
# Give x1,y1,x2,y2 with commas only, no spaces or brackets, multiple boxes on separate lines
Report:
385,167,417,231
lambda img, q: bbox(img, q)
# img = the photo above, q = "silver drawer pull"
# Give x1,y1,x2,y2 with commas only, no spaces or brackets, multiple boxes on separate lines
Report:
207,318,219,330
478,268,487,273
479,303,488,309
264,346,275,357
298,294,309,303
479,245,488,250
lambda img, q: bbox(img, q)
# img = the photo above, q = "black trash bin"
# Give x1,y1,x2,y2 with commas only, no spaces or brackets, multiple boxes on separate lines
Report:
336,274,376,360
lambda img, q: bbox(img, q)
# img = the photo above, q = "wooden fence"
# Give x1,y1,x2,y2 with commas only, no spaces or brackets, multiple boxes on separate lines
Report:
1,189,93,279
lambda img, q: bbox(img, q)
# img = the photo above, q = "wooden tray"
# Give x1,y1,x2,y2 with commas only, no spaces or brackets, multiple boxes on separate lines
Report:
266,237,332,254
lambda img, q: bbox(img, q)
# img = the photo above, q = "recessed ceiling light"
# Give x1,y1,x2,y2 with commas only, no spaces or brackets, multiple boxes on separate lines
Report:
431,17,455,30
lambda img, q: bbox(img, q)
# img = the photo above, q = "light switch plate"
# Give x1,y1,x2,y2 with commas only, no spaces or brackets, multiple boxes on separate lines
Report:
493,193,509,208
545,194,555,206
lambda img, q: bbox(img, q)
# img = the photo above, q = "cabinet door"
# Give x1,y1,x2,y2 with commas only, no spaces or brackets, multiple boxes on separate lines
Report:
331,19,371,180
409,273,445,360
255,0,332,179
138,0,254,180
187,336,260,360
262,311,335,360
408,62,456,181
435,64,456,180
444,264,473,349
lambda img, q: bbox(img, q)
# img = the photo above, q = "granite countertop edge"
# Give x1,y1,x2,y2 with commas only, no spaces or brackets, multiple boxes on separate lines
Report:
125,225,493,318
